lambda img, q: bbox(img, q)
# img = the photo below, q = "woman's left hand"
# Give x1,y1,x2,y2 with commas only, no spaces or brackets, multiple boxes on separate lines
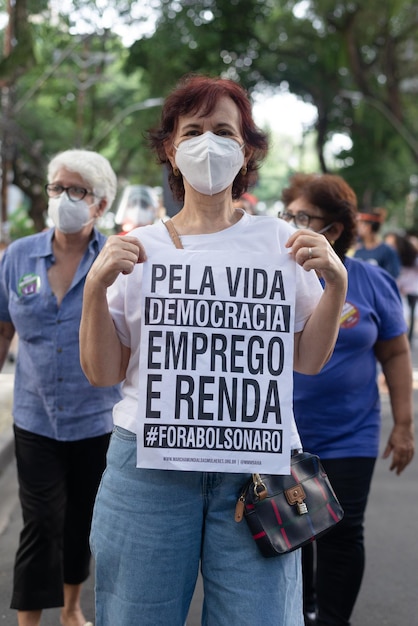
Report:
383,423,415,475
285,229,346,287
375,334,415,475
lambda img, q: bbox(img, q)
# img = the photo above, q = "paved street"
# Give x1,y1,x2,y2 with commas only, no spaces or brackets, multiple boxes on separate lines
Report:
1,353,418,624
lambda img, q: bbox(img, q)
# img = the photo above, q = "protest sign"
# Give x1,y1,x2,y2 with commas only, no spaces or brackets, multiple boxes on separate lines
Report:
137,249,296,473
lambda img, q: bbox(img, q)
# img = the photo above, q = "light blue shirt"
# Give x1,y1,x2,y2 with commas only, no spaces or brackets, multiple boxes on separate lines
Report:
0,228,121,441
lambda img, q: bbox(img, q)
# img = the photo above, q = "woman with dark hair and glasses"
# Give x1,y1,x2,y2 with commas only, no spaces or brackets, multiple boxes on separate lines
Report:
79,75,347,626
281,173,414,626
0,150,122,626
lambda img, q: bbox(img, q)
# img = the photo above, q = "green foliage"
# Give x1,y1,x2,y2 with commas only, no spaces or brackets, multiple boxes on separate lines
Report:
9,209,36,240
8,201,36,241
0,0,36,81
4,12,162,230
124,0,274,92
123,0,418,217
251,126,320,211
1,0,418,232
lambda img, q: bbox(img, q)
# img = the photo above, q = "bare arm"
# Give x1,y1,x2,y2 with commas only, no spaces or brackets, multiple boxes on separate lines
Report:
79,235,146,387
0,320,15,371
375,334,415,474
287,229,348,374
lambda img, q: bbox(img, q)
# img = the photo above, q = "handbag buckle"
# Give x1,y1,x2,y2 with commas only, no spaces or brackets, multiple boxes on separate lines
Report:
252,474,268,501
285,484,308,515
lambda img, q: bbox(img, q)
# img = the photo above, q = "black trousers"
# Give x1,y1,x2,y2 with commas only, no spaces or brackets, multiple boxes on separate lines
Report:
406,294,417,342
10,425,110,611
302,457,376,626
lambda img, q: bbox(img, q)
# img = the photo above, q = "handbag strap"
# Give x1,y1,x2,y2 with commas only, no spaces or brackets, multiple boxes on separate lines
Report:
163,218,184,249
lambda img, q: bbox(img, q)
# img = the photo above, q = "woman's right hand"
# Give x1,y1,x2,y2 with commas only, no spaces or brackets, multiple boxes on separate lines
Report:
87,235,147,289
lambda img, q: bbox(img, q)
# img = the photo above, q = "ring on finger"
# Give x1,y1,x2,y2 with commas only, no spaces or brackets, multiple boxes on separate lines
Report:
308,247,313,259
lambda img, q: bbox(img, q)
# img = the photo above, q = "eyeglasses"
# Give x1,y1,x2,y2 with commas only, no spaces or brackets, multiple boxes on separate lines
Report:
279,210,329,229
45,184,95,203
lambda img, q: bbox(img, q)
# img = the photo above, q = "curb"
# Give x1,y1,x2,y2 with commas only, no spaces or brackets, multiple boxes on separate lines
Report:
0,429,14,475
0,360,15,476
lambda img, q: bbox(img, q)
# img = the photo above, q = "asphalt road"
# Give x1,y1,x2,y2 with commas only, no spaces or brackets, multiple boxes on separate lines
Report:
1,369,418,624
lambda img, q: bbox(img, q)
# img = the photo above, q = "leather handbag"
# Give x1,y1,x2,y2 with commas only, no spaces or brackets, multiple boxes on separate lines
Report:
235,451,344,557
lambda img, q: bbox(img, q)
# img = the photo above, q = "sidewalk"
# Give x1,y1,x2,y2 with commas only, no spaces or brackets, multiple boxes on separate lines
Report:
0,358,14,473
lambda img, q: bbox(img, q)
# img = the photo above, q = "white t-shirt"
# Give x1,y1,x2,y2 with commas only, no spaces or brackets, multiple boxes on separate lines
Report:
107,211,323,449
397,264,418,297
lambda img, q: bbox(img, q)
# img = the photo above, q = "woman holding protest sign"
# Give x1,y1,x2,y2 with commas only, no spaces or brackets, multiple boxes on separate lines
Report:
79,74,347,626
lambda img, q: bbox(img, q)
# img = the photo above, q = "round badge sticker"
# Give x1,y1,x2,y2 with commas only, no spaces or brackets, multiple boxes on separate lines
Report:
340,301,360,329
18,273,41,296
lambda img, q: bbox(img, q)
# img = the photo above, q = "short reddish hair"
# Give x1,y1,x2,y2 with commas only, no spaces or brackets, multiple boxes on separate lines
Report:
281,173,358,259
147,74,268,201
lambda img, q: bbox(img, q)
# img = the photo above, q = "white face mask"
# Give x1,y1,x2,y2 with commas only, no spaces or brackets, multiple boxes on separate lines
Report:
48,195,94,234
174,131,245,196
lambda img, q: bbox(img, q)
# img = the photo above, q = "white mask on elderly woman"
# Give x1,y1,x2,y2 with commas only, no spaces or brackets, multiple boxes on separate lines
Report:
48,196,94,234
174,131,245,196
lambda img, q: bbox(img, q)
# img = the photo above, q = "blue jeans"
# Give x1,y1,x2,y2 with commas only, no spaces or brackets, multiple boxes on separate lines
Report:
90,427,304,626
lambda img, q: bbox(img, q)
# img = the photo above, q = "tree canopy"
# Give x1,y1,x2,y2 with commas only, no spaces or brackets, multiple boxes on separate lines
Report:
1,0,418,234
125,0,418,215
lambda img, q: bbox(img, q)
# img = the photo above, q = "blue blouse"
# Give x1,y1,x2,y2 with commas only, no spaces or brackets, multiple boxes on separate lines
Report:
0,228,121,441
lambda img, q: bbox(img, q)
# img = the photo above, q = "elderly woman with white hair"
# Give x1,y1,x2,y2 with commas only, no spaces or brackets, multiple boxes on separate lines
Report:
0,149,122,626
